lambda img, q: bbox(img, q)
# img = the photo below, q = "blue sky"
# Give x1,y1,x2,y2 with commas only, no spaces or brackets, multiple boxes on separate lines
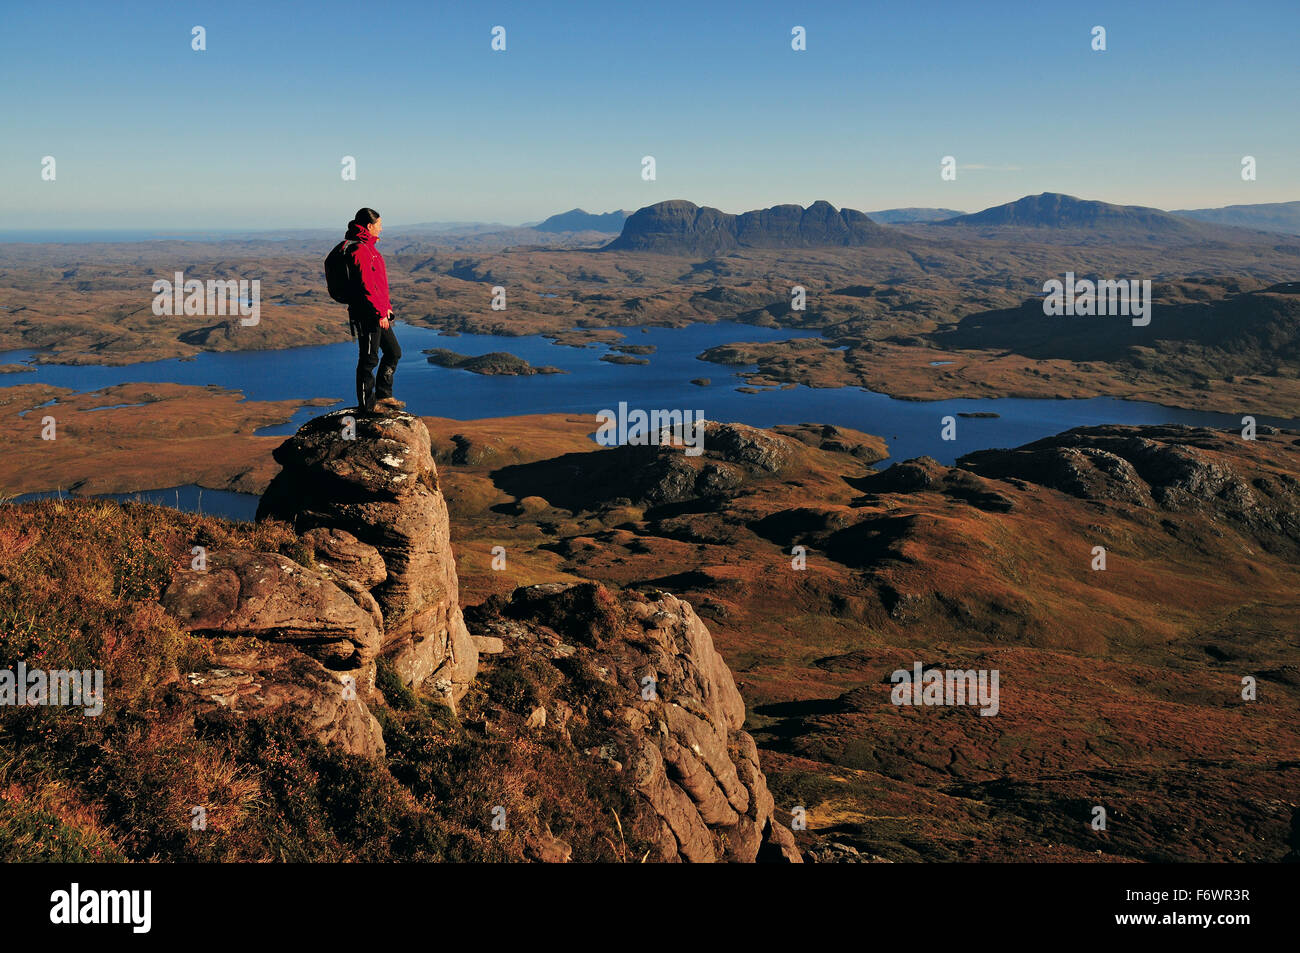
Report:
1,0,1297,229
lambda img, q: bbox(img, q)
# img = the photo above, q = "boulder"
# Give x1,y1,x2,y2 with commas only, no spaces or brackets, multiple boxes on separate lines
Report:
160,549,381,671
472,635,505,655
179,641,385,758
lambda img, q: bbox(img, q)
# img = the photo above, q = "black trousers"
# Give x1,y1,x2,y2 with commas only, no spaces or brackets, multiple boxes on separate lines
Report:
354,315,401,410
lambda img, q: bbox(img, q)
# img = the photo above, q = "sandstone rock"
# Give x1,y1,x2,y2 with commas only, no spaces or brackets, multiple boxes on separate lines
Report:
663,704,749,814
625,594,746,734
759,817,804,863
629,738,717,862
257,409,478,698
319,570,385,634
302,526,387,588
179,641,385,758
164,409,801,858
466,582,800,863
472,635,505,655
660,736,739,826
160,550,381,671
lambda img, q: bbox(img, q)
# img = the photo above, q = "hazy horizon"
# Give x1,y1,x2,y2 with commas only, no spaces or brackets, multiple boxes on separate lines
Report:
3,191,1300,239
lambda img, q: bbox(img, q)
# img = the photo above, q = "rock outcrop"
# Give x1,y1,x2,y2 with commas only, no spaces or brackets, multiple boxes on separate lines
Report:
155,408,800,861
256,409,478,701
467,582,801,863
494,420,885,511
959,424,1300,550
159,408,477,753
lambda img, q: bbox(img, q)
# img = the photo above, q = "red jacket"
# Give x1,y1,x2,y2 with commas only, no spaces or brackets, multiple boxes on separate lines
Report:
346,221,392,318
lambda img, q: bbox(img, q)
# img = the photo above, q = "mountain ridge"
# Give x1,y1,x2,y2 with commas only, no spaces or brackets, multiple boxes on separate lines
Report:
1172,200,1300,235
937,191,1202,234
602,199,891,255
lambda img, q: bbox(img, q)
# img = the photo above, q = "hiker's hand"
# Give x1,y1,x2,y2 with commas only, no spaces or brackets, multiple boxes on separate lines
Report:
380,314,391,330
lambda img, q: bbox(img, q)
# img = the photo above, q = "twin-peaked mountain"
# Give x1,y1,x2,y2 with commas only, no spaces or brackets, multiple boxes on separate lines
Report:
601,199,889,255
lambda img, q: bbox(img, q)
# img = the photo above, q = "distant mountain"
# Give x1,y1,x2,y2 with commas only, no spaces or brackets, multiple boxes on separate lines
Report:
868,207,964,224
603,199,889,255
534,208,629,233
1171,201,1300,235
938,192,1200,236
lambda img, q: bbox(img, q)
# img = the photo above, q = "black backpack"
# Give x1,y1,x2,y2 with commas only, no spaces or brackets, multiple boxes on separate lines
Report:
324,239,362,336
324,239,360,305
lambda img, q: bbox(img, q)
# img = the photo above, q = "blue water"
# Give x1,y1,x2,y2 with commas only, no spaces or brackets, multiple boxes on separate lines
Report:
0,322,819,407
254,403,344,437
13,485,260,521
3,320,1296,521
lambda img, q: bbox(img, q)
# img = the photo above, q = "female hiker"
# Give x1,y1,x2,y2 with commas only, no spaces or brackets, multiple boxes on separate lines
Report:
345,208,403,411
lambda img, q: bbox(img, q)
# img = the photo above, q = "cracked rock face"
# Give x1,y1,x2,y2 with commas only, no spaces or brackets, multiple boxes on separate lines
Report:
161,549,381,671
302,527,387,589
468,582,801,863
256,409,478,699
180,642,385,758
